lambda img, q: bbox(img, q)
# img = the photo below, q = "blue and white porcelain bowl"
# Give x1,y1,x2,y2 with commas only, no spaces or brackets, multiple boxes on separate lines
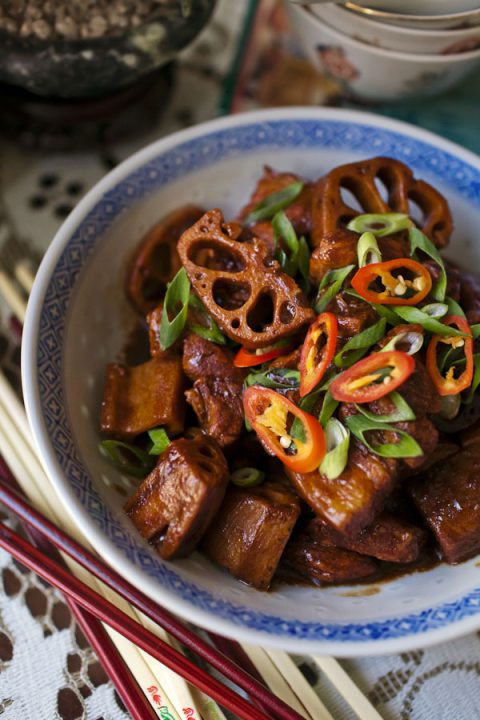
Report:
22,108,480,656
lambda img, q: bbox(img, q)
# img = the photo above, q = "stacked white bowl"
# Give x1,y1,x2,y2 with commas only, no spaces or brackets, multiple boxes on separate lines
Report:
286,1,480,100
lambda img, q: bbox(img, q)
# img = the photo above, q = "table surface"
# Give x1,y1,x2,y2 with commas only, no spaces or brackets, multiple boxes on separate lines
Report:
1,1,480,718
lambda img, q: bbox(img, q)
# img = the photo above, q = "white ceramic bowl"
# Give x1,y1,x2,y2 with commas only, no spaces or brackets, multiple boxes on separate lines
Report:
288,4,480,101
312,4,480,55
22,107,480,656
346,2,480,29
345,0,480,15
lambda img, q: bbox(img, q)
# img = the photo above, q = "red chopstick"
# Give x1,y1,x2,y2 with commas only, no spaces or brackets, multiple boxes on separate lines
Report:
0,477,304,720
0,460,157,720
0,519,270,720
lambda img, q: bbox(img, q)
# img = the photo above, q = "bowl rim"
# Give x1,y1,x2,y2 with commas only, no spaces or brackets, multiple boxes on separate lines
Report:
301,4,480,60
318,3,480,38
22,106,480,656
345,1,480,23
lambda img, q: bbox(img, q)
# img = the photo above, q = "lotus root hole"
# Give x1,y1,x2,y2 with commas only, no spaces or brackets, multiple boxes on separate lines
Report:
279,300,296,325
212,278,251,310
187,240,246,273
231,318,240,329
407,193,425,225
246,291,275,333
340,180,365,213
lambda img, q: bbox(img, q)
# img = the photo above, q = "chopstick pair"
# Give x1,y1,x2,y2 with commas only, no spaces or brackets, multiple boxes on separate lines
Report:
0,380,303,720
0,261,329,720
0,257,383,720
0,459,159,720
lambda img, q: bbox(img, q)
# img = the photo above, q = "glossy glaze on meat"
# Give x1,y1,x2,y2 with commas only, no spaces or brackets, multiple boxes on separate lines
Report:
125,433,228,559
98,158,480,592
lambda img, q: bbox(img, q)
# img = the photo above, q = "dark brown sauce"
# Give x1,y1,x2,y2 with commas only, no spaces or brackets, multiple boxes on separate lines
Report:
275,546,441,591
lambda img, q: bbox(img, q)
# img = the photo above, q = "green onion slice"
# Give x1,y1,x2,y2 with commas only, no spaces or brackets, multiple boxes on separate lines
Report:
393,306,468,337
439,394,461,420
354,390,416,423
334,318,387,369
244,368,300,390
345,289,401,325
159,268,191,351
99,440,155,478
347,213,412,237
471,324,480,340
445,296,466,319
188,293,226,345
243,181,304,224
421,302,448,319
319,389,339,427
409,227,446,302
357,231,382,267
297,235,311,294
380,330,423,355
464,353,480,404
346,415,423,459
148,427,170,456
319,418,350,480
230,467,266,488
315,265,355,314
272,212,311,291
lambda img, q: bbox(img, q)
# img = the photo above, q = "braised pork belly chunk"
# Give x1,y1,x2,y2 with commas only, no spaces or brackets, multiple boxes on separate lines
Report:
183,334,244,447
410,446,480,564
284,525,378,586
99,156,480,592
202,482,300,590
125,433,228,559
287,440,397,536
101,352,186,438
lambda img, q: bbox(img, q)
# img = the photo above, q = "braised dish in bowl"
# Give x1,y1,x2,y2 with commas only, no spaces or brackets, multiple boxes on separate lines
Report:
22,109,480,655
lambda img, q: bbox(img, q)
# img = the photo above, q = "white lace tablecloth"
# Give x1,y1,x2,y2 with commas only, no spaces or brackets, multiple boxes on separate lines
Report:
1,1,480,718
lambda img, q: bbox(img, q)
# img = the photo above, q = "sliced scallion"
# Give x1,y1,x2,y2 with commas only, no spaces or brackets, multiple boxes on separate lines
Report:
393,306,468,338
243,181,304,224
159,268,191,351
188,293,226,345
409,227,446,302
471,324,480,340
355,390,415,423
230,467,265,488
319,418,350,480
319,389,339,427
99,440,155,478
272,212,311,292
347,212,412,237
464,353,480,404
445,296,466,319
346,415,423,459
148,427,170,456
315,264,355,314
345,289,401,325
422,302,448,319
357,231,382,267
380,330,423,355
334,318,387,369
244,368,300,390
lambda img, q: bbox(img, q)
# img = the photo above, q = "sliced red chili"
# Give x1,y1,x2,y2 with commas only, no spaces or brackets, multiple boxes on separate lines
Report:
351,258,432,306
299,312,337,398
234,342,294,368
330,350,415,404
426,314,473,396
243,386,326,473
